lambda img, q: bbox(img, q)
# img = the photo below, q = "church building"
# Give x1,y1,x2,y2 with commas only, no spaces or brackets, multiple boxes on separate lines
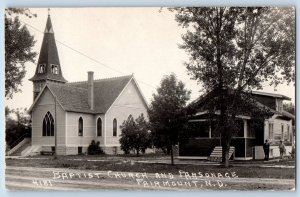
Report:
27,13,148,155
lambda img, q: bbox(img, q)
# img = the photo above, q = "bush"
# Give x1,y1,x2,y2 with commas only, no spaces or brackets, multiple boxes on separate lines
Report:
87,140,105,155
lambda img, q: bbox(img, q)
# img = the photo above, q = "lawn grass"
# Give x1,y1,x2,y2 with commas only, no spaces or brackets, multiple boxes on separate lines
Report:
6,156,295,179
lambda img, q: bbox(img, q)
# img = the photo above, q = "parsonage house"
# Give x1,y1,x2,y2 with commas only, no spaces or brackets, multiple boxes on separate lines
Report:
179,90,295,160
7,14,148,156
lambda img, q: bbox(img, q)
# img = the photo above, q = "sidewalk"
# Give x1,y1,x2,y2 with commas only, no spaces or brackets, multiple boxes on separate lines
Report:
6,155,295,169
135,159,295,168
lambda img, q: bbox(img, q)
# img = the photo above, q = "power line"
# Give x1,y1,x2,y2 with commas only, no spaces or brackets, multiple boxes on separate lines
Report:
20,19,157,90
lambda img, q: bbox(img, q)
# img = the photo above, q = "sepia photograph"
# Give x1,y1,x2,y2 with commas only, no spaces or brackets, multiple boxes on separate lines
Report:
4,7,295,191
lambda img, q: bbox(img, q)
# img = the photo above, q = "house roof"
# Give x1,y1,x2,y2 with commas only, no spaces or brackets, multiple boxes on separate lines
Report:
251,91,291,100
281,110,295,119
189,88,292,119
68,75,133,113
29,75,133,114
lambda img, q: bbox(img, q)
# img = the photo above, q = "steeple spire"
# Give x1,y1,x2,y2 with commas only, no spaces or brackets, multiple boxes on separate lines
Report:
44,10,54,34
29,11,67,100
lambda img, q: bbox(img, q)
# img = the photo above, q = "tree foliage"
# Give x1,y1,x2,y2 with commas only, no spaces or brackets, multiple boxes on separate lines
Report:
148,74,191,165
283,102,295,115
171,7,295,167
119,114,151,156
5,9,37,99
5,107,31,150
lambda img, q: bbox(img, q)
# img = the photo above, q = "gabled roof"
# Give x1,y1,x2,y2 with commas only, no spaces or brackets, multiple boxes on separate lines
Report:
47,83,92,113
29,75,134,114
68,75,133,113
251,91,291,100
189,89,292,119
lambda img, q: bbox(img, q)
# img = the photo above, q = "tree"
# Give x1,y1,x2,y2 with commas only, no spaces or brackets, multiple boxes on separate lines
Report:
172,7,295,167
283,102,295,127
5,9,37,99
283,102,295,115
5,107,31,150
119,114,150,156
148,74,191,165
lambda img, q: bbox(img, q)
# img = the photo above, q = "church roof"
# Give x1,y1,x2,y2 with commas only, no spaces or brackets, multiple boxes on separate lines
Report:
30,75,133,114
29,14,67,83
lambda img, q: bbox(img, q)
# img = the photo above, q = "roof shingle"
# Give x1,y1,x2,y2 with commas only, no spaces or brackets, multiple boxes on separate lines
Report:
46,75,132,113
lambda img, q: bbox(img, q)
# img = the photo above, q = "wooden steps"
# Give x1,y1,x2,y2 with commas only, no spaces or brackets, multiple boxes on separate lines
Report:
208,146,235,162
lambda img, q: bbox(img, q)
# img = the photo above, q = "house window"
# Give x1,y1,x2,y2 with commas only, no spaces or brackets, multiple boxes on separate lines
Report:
97,117,102,136
42,112,54,136
78,147,83,154
38,64,46,73
78,117,83,136
113,118,117,137
51,64,59,74
188,121,210,138
51,146,55,152
269,123,274,140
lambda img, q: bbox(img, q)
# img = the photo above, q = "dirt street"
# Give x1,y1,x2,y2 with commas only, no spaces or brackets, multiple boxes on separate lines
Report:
5,166,295,191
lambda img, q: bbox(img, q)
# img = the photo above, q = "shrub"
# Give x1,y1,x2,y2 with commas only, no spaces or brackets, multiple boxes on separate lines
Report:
87,140,105,155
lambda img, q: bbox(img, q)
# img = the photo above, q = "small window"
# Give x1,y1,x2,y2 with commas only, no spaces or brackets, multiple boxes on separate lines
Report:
113,118,117,137
51,146,55,152
38,64,46,73
97,117,102,136
78,147,83,154
78,117,83,136
51,64,59,74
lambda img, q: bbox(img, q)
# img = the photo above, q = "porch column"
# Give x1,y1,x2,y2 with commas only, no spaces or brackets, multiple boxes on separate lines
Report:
264,120,268,141
243,119,247,138
244,119,247,159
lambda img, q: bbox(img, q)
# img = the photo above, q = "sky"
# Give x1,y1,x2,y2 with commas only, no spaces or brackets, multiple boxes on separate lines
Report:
5,7,295,110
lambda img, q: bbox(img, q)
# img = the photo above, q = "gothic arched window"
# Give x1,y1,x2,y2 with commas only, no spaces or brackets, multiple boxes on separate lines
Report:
42,112,54,136
97,117,102,136
113,118,117,137
78,117,83,136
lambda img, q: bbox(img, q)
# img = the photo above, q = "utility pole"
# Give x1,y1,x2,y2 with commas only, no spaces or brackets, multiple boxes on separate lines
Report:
54,96,58,159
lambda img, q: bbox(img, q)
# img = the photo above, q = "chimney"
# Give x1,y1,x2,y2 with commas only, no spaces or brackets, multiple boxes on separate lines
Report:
88,71,94,110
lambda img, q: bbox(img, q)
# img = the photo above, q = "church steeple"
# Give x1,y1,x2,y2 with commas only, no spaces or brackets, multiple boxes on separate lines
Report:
30,11,67,100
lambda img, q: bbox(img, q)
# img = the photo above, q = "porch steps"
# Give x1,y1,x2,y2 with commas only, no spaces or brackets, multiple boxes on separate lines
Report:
9,139,31,156
208,146,235,162
21,145,41,156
